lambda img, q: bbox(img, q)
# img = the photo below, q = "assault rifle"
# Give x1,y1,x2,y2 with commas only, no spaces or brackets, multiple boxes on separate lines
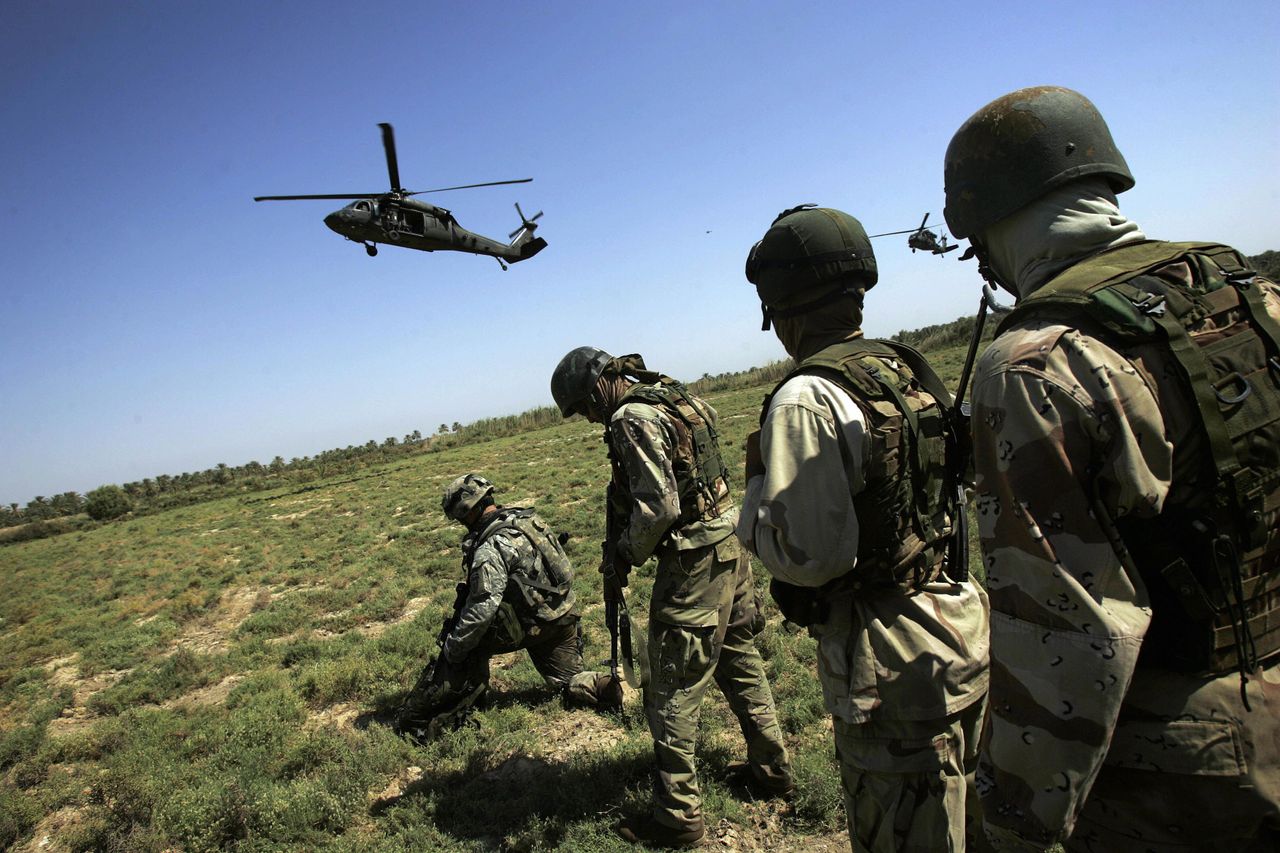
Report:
945,283,1011,580
396,581,471,737
602,482,645,690
414,581,469,689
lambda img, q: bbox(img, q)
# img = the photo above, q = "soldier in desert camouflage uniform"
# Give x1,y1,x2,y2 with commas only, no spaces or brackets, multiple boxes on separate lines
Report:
737,205,990,852
945,86,1280,851
551,347,794,849
395,474,620,741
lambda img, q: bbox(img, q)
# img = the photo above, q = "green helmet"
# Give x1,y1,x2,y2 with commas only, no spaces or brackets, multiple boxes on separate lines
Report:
943,86,1134,240
442,473,495,522
550,346,614,418
745,205,877,322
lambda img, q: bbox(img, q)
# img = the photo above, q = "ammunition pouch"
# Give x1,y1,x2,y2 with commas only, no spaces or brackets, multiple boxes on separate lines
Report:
484,600,526,653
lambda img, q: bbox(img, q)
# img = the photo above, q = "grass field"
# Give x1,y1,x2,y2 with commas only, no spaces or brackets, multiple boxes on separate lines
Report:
1,342,979,852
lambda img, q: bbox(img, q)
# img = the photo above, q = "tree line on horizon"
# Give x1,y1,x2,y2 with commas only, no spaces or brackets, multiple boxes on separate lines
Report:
7,248,1277,541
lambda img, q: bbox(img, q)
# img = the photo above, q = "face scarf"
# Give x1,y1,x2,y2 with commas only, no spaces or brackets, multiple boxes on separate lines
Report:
982,177,1146,299
773,292,865,361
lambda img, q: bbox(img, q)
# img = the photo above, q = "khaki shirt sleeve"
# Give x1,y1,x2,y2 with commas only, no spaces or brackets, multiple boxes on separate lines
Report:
972,323,1163,845
609,404,681,565
736,374,867,587
442,536,511,662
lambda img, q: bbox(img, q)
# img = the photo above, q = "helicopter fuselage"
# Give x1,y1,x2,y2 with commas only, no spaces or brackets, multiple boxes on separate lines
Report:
324,197,519,258
256,123,545,265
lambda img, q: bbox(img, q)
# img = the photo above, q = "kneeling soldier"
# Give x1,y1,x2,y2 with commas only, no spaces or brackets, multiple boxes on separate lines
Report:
395,473,622,740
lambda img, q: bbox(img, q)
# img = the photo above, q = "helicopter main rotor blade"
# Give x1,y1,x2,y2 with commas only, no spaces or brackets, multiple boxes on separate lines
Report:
254,194,382,201
380,123,402,192
406,178,533,195
868,223,944,238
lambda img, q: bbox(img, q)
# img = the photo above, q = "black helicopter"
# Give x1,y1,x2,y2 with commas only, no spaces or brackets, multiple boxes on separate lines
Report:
870,212,959,255
254,124,546,269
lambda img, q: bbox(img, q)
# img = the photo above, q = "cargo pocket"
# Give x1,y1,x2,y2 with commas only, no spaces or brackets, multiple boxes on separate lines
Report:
649,621,717,694
1103,718,1245,776
651,546,729,628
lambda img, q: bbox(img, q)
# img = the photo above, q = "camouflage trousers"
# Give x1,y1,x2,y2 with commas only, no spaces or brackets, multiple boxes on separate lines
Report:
834,697,985,853
400,616,613,730
644,540,792,831
1064,656,1280,852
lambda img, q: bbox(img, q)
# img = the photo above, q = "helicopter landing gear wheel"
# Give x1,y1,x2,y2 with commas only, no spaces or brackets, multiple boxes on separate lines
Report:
364,243,378,257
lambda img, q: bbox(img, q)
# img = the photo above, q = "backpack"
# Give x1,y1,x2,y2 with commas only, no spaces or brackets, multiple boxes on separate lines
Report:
997,240,1280,675
470,508,576,640
614,358,731,527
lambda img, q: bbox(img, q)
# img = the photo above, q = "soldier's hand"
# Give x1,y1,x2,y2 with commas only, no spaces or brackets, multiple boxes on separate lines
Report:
745,430,764,479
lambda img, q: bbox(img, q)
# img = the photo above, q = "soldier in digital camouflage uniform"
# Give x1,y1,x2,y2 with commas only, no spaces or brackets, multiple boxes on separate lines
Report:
736,205,990,852
945,86,1280,851
395,473,621,741
551,347,794,849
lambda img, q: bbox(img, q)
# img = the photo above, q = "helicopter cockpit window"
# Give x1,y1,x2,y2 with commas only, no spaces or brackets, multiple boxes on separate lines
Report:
353,201,371,212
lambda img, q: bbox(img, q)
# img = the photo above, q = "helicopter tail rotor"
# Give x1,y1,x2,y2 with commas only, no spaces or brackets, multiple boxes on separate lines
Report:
508,202,544,241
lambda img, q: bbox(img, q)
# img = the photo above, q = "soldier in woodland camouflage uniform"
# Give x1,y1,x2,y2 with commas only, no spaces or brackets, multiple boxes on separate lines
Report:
551,347,794,849
737,205,990,852
945,86,1280,851
395,474,620,741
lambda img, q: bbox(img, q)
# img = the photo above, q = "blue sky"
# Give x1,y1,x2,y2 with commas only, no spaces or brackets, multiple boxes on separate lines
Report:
2,0,1277,506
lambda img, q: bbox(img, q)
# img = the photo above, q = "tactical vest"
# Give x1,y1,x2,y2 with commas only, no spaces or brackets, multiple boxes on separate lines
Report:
997,241,1280,675
616,375,732,529
766,338,959,589
467,507,576,637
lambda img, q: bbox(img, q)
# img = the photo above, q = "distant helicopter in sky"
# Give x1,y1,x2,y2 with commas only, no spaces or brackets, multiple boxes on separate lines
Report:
870,212,959,255
254,123,546,269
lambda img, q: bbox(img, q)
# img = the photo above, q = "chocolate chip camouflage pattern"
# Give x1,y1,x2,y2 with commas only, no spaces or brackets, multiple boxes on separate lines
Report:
608,390,792,834
608,398,736,572
971,256,1280,850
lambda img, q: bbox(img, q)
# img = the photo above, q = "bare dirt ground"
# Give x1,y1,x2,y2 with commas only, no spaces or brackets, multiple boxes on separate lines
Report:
11,805,92,853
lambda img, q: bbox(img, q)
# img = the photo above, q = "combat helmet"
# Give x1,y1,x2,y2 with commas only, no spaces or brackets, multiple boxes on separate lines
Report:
551,346,614,418
943,86,1134,240
745,205,878,330
442,473,495,522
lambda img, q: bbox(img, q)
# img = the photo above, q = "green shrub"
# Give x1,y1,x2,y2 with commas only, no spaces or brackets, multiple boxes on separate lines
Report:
0,785,41,849
85,485,133,521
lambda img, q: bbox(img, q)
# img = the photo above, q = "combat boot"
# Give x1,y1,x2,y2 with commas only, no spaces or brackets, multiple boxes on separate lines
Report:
616,815,705,848
725,760,795,800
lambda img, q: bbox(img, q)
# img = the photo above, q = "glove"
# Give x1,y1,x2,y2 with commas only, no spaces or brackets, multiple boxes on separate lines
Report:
769,578,824,627
745,430,764,480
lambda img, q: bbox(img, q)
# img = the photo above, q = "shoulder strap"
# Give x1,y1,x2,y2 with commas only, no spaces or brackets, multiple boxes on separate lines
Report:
1031,240,1231,301
997,240,1235,336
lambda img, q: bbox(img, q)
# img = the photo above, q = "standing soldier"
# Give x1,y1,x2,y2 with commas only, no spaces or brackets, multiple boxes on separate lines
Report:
395,473,621,741
945,86,1280,851
551,347,794,849
737,205,990,852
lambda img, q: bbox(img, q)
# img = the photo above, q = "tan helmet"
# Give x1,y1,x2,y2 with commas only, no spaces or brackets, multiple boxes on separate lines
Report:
441,473,495,522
